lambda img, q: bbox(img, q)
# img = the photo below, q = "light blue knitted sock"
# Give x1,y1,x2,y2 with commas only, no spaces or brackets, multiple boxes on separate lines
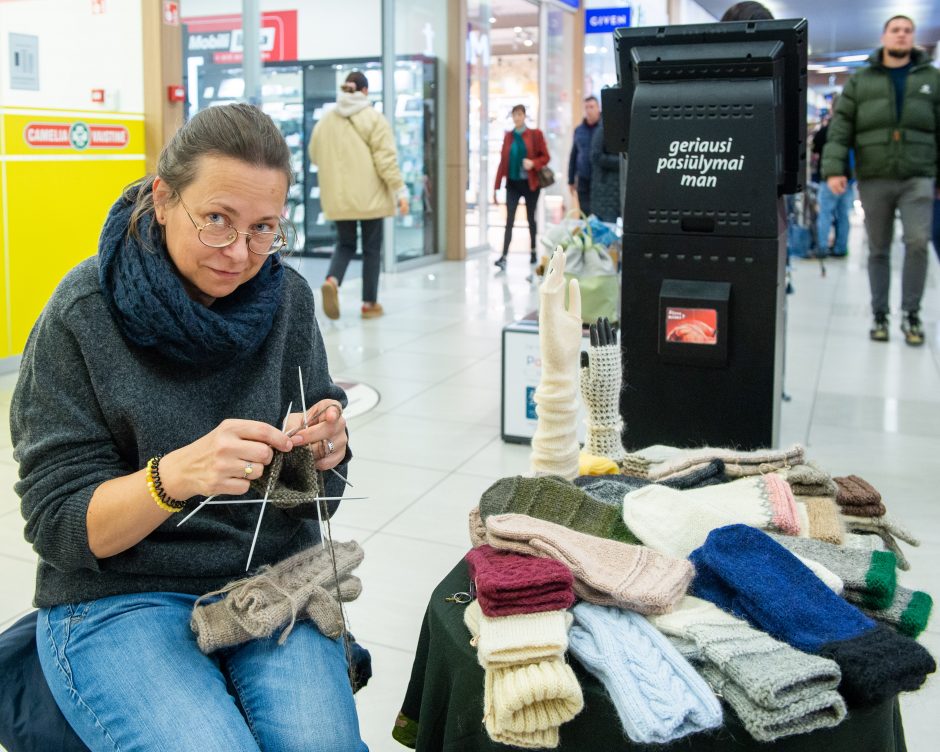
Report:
569,602,722,744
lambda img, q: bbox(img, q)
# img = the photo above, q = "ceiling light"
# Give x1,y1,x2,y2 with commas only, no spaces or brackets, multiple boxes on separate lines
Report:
514,26,522,33
523,39,534,47
837,54,869,63
818,66,849,73
489,16,496,23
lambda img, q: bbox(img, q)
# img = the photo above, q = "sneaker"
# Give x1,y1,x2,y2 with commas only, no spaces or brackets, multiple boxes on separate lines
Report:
321,277,340,320
870,313,889,342
361,302,384,319
494,255,507,270
901,312,924,347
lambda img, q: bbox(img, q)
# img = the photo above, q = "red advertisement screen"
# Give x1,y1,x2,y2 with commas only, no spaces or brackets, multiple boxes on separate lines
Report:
665,307,718,345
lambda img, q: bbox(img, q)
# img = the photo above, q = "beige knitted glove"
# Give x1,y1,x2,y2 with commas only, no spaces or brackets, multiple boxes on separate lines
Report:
531,249,582,480
840,513,919,570
580,318,625,462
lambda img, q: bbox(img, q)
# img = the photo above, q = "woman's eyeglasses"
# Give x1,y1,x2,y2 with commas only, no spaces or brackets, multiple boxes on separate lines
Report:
176,195,289,256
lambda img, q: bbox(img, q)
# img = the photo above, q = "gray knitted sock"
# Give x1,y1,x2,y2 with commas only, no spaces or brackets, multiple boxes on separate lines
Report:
191,541,364,653
768,533,897,609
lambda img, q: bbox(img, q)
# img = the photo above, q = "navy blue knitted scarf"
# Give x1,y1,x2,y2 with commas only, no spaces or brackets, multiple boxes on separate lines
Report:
97,185,284,368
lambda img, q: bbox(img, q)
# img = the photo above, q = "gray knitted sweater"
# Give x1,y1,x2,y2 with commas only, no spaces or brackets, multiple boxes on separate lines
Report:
11,258,348,608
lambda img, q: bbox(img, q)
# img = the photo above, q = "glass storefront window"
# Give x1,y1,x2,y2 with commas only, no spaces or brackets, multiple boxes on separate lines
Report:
540,1,576,226
466,1,492,251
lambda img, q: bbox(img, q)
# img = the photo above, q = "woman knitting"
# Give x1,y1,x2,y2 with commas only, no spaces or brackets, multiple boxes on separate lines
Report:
11,104,367,751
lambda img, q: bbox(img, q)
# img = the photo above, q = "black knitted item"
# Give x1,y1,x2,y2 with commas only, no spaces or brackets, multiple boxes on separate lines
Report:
819,624,936,707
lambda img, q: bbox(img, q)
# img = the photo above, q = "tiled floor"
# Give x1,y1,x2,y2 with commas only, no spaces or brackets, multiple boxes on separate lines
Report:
1,221,938,750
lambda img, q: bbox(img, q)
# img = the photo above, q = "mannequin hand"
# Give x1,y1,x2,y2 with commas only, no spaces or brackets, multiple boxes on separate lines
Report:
539,249,582,371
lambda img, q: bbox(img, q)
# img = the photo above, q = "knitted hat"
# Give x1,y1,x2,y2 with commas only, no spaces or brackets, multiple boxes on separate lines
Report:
840,514,918,570
463,600,572,666
464,544,575,618
768,533,897,609
858,586,933,638
800,496,846,545
191,541,363,652
569,602,722,744
480,475,636,544
577,451,620,476
689,525,936,707
250,445,322,508
484,513,693,614
650,596,846,743
622,475,800,558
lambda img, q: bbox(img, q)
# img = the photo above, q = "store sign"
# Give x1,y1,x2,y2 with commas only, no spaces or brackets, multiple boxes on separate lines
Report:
585,7,631,34
23,122,129,149
182,11,298,63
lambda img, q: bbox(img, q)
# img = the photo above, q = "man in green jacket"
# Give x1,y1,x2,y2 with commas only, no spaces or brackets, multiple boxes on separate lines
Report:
822,15,940,346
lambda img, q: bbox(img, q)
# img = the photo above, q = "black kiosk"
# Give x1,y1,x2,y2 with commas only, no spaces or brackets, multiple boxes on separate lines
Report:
602,19,807,450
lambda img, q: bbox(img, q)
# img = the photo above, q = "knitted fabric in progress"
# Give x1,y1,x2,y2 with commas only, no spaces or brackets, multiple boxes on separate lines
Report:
479,475,637,544
464,544,575,617
249,445,322,508
464,597,583,749
530,251,582,480
191,541,363,653
620,444,804,481
621,475,800,558
689,525,936,707
650,595,846,742
483,512,693,615
569,602,722,744
579,342,625,461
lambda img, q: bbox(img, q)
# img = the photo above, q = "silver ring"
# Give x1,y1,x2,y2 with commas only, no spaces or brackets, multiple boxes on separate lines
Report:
327,439,335,455
243,463,253,478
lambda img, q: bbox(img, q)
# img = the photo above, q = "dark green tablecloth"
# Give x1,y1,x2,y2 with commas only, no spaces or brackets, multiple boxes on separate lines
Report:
395,559,907,752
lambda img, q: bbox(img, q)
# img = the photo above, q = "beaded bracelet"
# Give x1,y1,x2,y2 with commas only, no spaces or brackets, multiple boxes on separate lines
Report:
146,455,186,513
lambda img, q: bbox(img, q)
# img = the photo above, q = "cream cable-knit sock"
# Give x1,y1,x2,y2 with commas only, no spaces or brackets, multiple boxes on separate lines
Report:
531,249,582,480
580,342,625,461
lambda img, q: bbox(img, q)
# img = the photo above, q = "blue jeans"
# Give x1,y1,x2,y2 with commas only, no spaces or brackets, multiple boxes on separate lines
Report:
816,181,852,254
37,592,368,752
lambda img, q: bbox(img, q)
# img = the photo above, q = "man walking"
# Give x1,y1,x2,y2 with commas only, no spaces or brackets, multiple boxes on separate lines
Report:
822,15,940,346
568,96,601,215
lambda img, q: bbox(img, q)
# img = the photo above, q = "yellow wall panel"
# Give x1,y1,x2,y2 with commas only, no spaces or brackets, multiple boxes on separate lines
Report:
4,156,145,355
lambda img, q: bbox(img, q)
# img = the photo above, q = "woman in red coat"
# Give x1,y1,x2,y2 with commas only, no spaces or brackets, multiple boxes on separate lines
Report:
492,104,551,269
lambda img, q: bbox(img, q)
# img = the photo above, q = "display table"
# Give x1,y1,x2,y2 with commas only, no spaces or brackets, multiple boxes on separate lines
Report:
396,559,907,752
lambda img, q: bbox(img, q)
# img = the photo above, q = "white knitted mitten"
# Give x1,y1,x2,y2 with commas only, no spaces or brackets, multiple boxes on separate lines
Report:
531,249,582,480
580,320,625,461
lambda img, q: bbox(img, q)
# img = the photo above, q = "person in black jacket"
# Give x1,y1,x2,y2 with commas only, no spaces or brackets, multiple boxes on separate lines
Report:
589,122,622,223
568,96,601,215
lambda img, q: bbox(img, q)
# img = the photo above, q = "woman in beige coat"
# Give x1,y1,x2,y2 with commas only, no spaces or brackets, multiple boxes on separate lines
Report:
309,71,409,320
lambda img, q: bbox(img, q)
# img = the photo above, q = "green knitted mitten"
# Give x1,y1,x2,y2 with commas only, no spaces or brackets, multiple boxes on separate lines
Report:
479,475,639,544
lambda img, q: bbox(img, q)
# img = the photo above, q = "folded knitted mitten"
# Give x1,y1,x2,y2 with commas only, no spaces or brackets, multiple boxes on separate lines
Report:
857,586,933,638
650,596,846,743
577,452,619,476
569,602,722,744
799,496,846,544
530,249,582,481
834,475,887,517
689,525,936,707
191,541,364,652
840,514,918,570
781,461,838,497
767,533,897,609
480,475,636,544
464,544,575,618
463,600,572,666
464,599,583,749
620,444,804,481
469,506,488,548
484,513,693,614
250,446,323,509
622,475,800,558
579,337,626,462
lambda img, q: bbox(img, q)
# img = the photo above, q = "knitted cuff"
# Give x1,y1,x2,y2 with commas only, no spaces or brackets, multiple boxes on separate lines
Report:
818,624,936,707
468,506,487,548
834,475,882,507
801,496,846,544
486,659,584,735
838,502,888,517
579,343,625,461
855,586,933,638
464,600,572,666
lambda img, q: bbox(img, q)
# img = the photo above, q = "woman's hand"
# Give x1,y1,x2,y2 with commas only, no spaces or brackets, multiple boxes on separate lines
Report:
160,420,294,500
287,399,348,471
522,158,534,170
492,192,499,205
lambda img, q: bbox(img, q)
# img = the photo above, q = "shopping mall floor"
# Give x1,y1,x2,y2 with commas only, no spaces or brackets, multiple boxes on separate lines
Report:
1,219,938,749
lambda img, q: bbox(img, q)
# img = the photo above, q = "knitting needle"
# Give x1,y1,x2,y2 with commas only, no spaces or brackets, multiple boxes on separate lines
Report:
245,403,292,571
203,495,368,504
176,495,217,527
299,366,309,429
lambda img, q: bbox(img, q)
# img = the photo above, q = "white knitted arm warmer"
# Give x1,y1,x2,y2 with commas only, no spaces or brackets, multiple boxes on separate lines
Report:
531,250,582,479
580,341,625,461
